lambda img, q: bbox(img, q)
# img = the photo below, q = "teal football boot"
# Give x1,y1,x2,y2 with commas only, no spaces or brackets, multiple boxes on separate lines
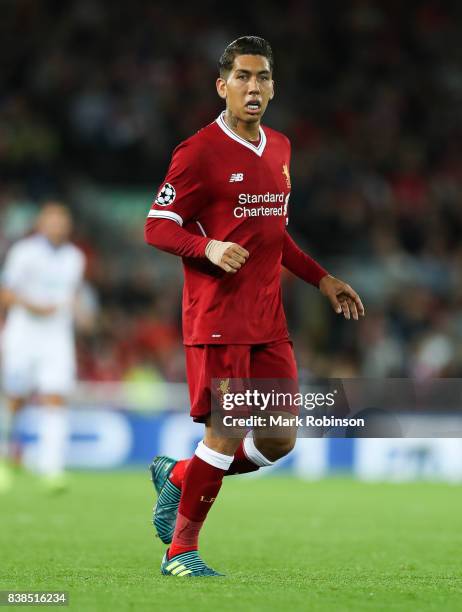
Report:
149,456,181,544
161,550,224,577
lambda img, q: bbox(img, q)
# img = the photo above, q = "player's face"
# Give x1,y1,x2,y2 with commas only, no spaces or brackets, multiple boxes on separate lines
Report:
216,55,274,123
38,206,72,245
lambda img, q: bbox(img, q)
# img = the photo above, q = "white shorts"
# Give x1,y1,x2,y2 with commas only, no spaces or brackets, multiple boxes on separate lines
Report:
1,333,76,398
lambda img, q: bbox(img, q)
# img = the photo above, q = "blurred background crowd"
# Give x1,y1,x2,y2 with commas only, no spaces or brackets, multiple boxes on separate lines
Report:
1,0,462,384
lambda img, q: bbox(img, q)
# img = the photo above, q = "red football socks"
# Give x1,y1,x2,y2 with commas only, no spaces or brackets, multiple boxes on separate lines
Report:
168,455,226,558
168,441,259,489
169,459,189,488
226,441,260,475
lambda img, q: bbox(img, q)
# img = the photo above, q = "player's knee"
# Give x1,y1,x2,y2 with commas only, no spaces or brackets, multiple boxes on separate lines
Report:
272,437,296,460
7,396,26,413
204,427,242,457
256,437,296,462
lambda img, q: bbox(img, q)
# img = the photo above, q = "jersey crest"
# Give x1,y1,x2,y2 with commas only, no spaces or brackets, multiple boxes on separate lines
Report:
282,163,291,189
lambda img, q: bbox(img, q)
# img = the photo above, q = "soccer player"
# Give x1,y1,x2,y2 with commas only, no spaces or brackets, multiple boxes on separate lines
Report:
145,36,364,577
0,203,85,492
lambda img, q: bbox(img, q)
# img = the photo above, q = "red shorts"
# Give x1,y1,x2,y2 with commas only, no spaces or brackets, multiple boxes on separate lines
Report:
185,340,298,422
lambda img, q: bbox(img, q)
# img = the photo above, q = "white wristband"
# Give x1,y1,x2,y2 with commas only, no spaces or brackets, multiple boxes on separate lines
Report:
205,239,234,266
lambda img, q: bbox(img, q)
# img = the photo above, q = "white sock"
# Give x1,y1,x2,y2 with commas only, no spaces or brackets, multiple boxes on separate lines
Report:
195,440,234,470
243,432,275,467
36,408,68,476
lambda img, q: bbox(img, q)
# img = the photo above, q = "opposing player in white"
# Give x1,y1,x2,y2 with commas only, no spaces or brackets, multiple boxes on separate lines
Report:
0,203,85,491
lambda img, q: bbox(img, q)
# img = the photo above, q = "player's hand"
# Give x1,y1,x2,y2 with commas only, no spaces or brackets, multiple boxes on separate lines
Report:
205,240,249,273
319,274,365,320
20,300,57,316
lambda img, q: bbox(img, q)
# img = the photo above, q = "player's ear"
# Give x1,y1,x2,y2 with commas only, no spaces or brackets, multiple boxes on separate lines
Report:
269,79,275,100
216,77,227,100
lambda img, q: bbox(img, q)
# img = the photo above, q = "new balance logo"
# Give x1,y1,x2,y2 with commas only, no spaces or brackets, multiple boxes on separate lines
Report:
229,173,244,182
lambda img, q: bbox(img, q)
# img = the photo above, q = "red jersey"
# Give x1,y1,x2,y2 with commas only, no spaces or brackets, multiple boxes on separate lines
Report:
146,112,326,345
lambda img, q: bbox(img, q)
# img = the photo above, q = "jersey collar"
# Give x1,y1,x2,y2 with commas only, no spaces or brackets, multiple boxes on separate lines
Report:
36,233,66,251
216,111,267,157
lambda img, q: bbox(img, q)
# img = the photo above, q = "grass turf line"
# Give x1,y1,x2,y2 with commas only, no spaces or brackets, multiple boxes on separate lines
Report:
1,472,462,611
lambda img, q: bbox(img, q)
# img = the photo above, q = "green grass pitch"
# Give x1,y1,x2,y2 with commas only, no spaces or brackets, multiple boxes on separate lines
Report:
1,471,462,611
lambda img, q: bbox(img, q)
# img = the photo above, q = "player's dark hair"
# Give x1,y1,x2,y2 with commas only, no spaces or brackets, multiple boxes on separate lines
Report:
218,36,273,76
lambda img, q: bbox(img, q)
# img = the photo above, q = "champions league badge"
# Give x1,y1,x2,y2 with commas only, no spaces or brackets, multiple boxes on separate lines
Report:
155,183,176,206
